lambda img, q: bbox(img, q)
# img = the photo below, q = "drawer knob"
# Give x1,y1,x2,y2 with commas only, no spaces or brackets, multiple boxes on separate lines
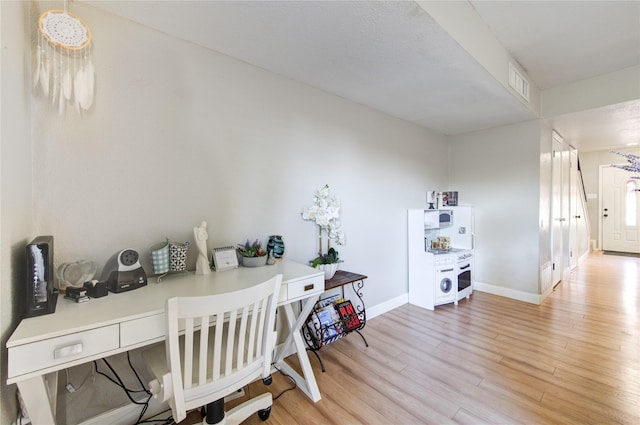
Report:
54,343,83,359
304,284,315,291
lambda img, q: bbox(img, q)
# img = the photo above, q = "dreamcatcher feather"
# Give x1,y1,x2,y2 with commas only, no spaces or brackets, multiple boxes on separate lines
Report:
34,5,94,115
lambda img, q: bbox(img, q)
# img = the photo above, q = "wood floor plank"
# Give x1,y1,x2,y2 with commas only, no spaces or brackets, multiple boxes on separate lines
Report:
178,252,639,425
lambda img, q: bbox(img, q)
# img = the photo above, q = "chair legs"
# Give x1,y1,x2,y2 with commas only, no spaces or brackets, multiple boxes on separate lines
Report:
200,376,274,425
204,398,225,424
223,393,272,425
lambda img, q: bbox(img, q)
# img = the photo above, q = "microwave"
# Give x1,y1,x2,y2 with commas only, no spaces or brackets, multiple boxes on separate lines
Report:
424,209,453,229
438,209,453,228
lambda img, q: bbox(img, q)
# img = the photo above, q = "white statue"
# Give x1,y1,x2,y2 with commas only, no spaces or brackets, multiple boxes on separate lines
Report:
194,221,211,275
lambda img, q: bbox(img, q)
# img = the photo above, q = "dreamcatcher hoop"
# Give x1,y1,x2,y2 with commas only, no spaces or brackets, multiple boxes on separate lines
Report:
38,10,92,50
34,7,95,114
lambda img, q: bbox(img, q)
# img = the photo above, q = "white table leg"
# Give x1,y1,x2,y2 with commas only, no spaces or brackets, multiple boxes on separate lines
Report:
16,372,58,425
274,295,322,402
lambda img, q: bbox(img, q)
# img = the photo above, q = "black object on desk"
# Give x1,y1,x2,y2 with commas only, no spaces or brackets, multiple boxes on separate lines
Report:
84,280,108,298
25,236,58,318
304,270,368,372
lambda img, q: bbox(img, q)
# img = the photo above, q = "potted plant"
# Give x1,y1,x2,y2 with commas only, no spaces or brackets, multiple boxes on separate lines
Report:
237,239,267,267
310,247,341,280
302,185,346,280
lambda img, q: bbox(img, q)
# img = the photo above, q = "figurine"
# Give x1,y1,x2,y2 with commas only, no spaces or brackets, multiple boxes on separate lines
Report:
194,221,211,275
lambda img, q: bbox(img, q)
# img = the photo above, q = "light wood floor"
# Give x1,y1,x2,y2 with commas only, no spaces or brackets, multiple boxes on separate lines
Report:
181,251,639,424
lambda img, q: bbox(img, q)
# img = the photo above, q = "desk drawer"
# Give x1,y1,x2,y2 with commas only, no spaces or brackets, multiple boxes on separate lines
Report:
7,325,119,378
285,275,323,302
121,314,165,347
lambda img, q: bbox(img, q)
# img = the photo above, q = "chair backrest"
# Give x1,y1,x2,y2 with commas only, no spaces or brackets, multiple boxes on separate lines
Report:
165,274,282,420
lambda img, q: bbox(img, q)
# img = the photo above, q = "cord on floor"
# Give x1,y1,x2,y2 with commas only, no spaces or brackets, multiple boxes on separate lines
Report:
271,363,297,401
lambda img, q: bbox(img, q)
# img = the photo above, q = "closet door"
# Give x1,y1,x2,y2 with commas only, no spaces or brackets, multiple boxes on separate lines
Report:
551,132,570,285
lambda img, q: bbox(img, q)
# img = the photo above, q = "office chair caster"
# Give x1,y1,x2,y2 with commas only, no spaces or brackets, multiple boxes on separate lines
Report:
262,375,272,385
258,406,271,420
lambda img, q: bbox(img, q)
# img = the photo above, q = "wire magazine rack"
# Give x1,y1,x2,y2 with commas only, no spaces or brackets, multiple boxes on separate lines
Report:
303,271,368,372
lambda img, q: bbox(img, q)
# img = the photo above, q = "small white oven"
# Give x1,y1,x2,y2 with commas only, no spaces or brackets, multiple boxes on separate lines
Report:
456,251,473,301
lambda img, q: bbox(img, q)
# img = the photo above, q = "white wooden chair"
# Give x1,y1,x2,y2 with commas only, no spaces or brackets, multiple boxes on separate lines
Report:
143,274,282,424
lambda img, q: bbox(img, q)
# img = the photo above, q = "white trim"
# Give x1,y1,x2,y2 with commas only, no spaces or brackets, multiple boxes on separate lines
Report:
473,281,541,305
366,293,408,320
598,164,606,251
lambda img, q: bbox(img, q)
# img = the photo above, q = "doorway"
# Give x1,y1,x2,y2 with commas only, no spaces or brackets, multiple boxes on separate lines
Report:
600,165,640,254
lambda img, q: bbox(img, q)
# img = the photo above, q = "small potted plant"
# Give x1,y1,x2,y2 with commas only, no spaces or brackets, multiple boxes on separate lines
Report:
237,239,268,267
310,247,341,280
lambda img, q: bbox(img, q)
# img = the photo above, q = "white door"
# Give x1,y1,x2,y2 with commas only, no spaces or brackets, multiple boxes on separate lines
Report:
601,166,640,253
561,148,571,276
569,149,579,269
551,133,565,285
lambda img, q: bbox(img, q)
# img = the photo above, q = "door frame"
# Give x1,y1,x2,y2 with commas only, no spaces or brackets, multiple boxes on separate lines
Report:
598,164,640,252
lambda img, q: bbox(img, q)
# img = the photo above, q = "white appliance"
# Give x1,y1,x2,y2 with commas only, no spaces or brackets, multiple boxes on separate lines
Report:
408,207,474,310
423,209,454,230
438,206,474,250
434,255,457,305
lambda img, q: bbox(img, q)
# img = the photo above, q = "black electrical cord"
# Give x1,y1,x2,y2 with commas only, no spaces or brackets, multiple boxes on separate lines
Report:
272,363,297,401
127,352,149,394
93,360,149,399
93,355,155,424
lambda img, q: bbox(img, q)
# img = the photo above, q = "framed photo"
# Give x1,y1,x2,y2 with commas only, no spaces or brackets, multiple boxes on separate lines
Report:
211,246,238,271
442,191,458,206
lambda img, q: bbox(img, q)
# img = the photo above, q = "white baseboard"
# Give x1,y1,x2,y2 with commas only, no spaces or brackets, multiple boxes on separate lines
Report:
473,281,541,305
365,286,542,318
366,293,408,319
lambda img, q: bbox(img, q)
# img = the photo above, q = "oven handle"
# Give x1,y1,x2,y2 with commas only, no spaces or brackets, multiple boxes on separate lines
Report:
459,264,470,270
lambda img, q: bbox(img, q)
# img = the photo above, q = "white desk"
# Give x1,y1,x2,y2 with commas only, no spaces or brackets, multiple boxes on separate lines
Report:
6,261,324,425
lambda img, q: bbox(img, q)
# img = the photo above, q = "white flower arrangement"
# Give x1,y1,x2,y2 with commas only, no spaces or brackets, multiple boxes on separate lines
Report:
302,184,346,248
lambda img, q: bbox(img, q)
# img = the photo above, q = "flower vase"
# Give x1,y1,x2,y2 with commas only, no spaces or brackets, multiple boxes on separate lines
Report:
318,263,338,280
266,235,285,262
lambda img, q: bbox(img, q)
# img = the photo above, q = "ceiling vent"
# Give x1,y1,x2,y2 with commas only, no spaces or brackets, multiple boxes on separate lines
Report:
509,62,530,102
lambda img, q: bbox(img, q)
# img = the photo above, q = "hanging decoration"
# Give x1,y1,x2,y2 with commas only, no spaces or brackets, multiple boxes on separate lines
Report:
34,6,94,115
611,151,640,179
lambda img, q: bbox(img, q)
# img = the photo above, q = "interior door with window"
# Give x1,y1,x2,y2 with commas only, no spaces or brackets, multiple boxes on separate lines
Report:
601,165,640,253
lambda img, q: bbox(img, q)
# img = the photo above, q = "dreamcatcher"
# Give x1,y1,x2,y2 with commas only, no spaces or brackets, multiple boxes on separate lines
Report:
34,5,94,114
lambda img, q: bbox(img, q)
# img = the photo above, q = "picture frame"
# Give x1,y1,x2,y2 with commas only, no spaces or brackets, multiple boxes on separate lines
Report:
442,191,458,206
211,246,239,271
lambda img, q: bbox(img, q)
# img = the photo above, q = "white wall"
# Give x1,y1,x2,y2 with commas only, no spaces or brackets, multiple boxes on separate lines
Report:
1,2,34,423
538,124,553,269
1,2,450,419
541,65,640,117
447,120,542,300
29,1,447,309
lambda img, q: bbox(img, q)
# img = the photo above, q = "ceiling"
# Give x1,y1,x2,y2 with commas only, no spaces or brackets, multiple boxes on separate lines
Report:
84,0,640,152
